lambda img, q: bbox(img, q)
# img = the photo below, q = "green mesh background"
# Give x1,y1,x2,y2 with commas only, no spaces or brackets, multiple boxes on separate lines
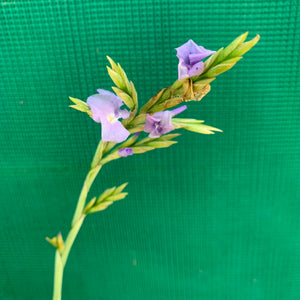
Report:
1,0,300,299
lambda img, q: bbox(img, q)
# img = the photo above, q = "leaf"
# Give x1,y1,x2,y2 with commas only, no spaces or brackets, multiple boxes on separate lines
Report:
106,192,128,202
146,140,177,148
118,133,139,148
131,146,155,154
202,47,224,73
97,187,116,203
129,114,147,126
113,182,128,195
228,34,260,58
172,118,204,125
140,88,167,113
107,67,125,89
88,201,114,213
84,197,97,214
69,104,89,113
159,89,171,103
69,97,87,106
149,97,183,113
183,123,222,134
112,86,134,110
204,57,242,77
130,81,138,107
216,32,248,62
106,56,119,72
158,133,181,141
117,63,132,93
170,79,184,91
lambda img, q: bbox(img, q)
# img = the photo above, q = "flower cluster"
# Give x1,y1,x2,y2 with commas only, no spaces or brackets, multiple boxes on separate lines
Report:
87,89,187,144
84,39,216,155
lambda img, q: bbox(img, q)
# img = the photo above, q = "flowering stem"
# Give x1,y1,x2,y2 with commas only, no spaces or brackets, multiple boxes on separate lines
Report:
52,139,105,300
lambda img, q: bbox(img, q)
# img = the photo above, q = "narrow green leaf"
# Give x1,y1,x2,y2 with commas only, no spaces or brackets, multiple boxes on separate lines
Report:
106,56,119,72
134,137,155,146
131,146,155,154
170,79,185,91
228,34,260,58
128,125,145,134
158,133,181,141
69,104,89,113
97,187,116,203
140,88,166,113
130,81,138,107
202,48,223,73
204,57,242,77
146,140,177,148
69,96,86,106
172,118,204,125
106,192,128,202
112,86,134,110
216,32,248,63
113,183,128,195
149,97,183,113
128,114,147,126
183,123,222,134
117,63,132,93
84,197,96,214
107,67,125,89
88,201,114,213
99,150,120,165
118,134,139,148
158,89,171,104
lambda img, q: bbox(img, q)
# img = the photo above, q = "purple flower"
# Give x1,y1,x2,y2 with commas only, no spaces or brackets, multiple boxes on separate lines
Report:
175,40,215,81
118,147,133,157
144,105,187,138
87,89,130,143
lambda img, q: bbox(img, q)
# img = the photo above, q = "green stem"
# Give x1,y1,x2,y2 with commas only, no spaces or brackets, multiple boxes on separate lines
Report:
52,215,85,300
52,139,105,300
53,250,63,300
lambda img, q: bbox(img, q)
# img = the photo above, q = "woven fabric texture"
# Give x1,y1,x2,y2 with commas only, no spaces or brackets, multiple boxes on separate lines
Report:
1,0,300,299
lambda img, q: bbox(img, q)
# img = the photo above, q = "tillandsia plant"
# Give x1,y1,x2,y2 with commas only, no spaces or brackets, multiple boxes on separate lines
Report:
47,32,260,300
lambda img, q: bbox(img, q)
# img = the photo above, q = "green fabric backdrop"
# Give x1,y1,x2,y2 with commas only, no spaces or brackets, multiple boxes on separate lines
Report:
1,0,300,299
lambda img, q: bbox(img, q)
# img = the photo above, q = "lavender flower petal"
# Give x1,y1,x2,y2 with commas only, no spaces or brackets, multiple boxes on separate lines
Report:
178,59,189,81
175,39,215,80
144,105,187,138
171,105,187,116
101,119,130,143
87,90,130,143
188,61,204,78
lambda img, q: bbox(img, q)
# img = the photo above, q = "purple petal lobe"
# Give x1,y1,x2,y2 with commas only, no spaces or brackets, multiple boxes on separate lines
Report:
87,94,114,123
144,105,187,138
118,147,133,157
178,59,189,81
171,105,187,116
87,89,131,143
188,61,204,78
175,39,215,81
101,119,130,143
